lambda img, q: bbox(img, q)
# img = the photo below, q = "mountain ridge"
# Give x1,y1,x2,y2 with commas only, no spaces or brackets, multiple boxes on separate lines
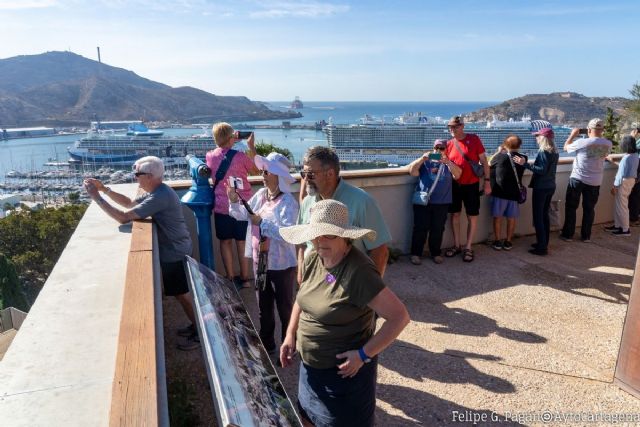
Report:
464,92,628,126
0,51,300,126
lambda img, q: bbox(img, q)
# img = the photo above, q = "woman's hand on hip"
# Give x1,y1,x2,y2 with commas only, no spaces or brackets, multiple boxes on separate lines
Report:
280,334,296,368
336,350,364,378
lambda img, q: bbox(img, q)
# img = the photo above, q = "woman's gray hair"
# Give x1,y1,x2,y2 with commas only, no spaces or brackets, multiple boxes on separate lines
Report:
536,135,557,153
135,156,165,179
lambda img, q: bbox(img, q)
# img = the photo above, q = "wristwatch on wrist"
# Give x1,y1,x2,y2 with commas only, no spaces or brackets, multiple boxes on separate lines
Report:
104,186,112,194
358,347,372,363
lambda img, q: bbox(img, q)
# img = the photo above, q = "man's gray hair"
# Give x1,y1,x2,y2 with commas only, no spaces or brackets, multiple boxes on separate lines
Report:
303,146,340,174
135,156,164,179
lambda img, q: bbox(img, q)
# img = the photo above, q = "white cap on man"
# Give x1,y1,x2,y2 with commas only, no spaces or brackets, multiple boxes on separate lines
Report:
587,118,604,130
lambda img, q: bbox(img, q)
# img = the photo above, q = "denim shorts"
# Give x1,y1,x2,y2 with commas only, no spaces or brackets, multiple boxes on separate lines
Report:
297,358,377,427
491,196,519,218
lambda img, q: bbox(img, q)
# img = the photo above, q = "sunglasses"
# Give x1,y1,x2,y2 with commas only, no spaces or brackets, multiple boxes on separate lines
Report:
261,170,271,176
435,146,445,151
300,171,317,180
134,172,150,177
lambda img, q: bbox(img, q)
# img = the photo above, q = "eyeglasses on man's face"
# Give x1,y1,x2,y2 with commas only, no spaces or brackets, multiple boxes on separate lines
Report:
300,170,318,180
134,172,150,177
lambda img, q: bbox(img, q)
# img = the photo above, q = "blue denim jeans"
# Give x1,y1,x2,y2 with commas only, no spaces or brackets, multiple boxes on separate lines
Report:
298,358,377,427
561,178,600,241
532,188,555,251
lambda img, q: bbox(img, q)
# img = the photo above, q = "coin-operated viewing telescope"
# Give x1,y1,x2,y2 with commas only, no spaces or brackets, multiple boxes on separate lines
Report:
181,155,214,269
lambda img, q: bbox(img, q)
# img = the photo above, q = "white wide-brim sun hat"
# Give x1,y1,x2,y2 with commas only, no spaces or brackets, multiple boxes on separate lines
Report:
279,199,377,245
254,152,296,193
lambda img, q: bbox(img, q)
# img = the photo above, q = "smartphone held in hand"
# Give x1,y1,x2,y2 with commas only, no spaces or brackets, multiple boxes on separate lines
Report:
428,152,442,161
235,131,253,139
228,176,244,190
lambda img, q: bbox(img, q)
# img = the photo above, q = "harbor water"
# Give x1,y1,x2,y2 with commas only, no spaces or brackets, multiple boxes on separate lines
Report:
0,101,493,197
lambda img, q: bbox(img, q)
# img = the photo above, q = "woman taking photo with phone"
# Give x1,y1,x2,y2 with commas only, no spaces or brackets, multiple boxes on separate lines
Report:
206,122,258,288
407,139,461,265
227,152,298,356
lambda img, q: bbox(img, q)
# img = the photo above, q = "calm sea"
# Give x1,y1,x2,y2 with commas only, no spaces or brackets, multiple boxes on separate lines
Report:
0,101,494,176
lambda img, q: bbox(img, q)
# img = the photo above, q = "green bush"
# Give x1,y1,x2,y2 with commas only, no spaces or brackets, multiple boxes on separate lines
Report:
0,204,87,306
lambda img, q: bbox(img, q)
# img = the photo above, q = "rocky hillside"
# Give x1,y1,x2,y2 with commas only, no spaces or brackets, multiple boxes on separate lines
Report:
0,51,300,127
464,92,628,126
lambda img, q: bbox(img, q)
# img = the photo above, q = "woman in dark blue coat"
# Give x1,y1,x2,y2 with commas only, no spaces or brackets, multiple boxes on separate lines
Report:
514,127,559,255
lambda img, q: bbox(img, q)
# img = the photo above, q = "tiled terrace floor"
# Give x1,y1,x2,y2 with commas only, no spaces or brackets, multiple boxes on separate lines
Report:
240,226,640,426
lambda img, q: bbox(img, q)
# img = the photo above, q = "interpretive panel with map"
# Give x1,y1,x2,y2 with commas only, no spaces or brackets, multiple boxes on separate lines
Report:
184,256,301,427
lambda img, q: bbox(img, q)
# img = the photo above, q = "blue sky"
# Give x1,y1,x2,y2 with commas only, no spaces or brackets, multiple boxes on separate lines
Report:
2,0,639,102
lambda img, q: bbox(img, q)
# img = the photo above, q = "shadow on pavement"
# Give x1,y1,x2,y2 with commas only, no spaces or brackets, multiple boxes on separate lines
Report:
412,301,547,343
381,340,516,394
376,383,524,426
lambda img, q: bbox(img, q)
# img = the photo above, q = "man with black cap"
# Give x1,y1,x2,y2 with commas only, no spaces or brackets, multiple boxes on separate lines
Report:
560,118,612,242
443,115,490,262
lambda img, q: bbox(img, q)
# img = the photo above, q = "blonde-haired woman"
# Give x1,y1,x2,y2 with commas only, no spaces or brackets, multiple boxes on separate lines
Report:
514,128,559,255
206,122,258,287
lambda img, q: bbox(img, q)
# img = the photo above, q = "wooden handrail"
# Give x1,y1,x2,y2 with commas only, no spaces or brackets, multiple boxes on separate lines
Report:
109,219,159,426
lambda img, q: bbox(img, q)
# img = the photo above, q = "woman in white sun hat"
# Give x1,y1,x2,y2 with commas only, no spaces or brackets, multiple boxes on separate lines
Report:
227,152,299,357
278,199,410,427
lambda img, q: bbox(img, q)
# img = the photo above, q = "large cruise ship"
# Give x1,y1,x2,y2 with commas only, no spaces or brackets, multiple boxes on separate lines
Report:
325,113,571,165
67,122,212,166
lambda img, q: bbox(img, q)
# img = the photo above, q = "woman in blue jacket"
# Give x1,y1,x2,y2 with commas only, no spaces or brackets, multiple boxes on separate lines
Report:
514,128,559,255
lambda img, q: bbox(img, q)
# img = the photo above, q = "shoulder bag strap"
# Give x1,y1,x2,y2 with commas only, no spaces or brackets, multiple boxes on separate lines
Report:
426,164,444,196
452,138,473,164
213,149,238,191
507,153,522,188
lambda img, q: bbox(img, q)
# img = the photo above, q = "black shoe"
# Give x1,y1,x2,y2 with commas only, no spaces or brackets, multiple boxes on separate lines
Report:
612,229,631,236
177,324,196,337
604,225,619,232
530,243,539,249
502,241,513,251
491,240,503,250
178,332,200,351
528,248,548,256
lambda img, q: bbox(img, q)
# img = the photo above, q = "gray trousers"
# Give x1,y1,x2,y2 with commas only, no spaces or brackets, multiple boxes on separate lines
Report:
614,178,636,231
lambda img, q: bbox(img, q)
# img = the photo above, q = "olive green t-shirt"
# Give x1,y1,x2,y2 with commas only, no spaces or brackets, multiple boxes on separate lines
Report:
296,247,385,369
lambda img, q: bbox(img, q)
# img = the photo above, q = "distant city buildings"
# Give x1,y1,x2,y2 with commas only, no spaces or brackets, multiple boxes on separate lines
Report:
1,127,56,139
